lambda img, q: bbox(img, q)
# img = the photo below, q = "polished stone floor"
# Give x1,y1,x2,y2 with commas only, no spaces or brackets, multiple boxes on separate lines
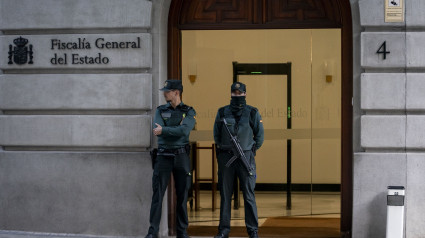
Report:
188,191,340,226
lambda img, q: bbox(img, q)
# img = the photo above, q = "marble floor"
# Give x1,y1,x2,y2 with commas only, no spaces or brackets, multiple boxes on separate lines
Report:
188,191,340,226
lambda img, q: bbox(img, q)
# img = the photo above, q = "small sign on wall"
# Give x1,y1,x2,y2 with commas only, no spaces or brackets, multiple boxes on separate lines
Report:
385,0,404,23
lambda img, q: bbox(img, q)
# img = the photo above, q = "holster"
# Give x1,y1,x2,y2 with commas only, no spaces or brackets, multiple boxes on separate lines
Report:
150,148,158,169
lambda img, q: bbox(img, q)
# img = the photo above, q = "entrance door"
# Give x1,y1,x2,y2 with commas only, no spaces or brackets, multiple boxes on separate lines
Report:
182,28,341,219
168,0,353,235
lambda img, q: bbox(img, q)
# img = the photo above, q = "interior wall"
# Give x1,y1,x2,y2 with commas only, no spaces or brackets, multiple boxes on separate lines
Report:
182,29,341,185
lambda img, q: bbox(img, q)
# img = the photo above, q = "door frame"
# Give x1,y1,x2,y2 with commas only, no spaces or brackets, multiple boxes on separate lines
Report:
167,1,353,236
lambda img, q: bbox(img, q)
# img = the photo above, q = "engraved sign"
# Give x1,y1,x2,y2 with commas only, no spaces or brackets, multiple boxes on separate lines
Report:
1,33,152,69
385,0,404,22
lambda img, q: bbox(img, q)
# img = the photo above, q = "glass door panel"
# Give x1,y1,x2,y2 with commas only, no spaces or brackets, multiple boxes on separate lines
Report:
239,74,312,216
182,29,341,221
311,29,341,215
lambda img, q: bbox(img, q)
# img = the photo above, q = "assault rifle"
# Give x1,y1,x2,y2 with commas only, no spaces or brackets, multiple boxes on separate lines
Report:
222,118,254,175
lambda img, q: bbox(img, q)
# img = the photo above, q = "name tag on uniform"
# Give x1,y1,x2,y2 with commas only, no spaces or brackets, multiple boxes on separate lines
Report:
161,112,172,119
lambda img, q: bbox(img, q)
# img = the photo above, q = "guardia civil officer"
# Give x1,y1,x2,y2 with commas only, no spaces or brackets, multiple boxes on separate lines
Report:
145,79,196,238
213,82,264,238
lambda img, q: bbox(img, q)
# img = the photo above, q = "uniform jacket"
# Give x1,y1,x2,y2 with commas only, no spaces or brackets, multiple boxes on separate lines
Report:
154,102,196,149
213,105,264,151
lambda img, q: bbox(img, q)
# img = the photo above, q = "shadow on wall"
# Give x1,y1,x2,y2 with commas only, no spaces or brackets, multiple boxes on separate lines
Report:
367,191,387,237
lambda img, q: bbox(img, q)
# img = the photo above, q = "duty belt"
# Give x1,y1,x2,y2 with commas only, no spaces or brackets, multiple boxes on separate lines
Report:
157,146,187,157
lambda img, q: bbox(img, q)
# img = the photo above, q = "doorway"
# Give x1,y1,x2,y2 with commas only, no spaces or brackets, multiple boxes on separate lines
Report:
181,28,341,230
168,0,353,236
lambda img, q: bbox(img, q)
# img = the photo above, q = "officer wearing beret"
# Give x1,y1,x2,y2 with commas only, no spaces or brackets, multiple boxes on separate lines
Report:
213,82,264,238
145,80,196,238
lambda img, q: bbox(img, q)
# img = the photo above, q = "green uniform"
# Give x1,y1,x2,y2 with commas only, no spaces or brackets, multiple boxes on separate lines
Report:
154,102,196,148
148,102,196,237
213,105,264,236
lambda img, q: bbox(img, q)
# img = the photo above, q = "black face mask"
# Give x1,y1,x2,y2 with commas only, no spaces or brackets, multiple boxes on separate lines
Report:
230,96,246,115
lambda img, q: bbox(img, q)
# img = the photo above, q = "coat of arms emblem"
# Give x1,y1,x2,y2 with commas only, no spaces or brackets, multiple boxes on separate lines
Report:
8,36,34,65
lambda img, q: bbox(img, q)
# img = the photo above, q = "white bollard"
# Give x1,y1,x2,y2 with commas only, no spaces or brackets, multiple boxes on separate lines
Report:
386,186,405,238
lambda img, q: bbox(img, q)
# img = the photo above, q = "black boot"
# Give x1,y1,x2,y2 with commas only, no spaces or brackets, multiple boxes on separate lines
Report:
214,232,229,238
249,230,259,238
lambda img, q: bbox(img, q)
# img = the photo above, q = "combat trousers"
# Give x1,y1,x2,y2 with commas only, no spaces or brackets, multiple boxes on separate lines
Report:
148,152,191,236
217,150,258,235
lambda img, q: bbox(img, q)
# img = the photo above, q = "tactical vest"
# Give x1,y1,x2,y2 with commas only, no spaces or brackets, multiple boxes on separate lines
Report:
158,104,192,127
218,105,257,151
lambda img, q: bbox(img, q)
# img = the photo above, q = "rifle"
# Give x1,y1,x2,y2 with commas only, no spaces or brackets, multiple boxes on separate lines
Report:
222,118,254,175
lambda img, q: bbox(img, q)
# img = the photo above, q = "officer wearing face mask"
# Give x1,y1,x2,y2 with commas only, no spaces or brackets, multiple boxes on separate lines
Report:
145,79,196,238
213,82,264,238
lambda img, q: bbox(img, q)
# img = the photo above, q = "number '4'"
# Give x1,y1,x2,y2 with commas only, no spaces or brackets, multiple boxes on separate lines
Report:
376,41,390,60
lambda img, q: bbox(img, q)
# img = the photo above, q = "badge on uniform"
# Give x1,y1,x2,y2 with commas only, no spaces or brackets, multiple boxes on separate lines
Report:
161,112,171,120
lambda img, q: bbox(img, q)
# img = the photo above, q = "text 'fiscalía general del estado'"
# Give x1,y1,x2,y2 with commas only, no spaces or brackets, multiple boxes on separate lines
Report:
50,37,141,65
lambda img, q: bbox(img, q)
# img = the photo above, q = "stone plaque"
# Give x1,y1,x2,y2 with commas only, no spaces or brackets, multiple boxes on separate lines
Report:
1,33,152,69
361,32,406,68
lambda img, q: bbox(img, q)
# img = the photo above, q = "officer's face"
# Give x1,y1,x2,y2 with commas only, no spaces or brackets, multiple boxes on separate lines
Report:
163,89,179,102
231,90,246,97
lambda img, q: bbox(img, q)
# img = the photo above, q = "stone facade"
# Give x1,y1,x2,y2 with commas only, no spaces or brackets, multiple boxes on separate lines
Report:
354,0,425,237
0,0,161,237
1,0,425,238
